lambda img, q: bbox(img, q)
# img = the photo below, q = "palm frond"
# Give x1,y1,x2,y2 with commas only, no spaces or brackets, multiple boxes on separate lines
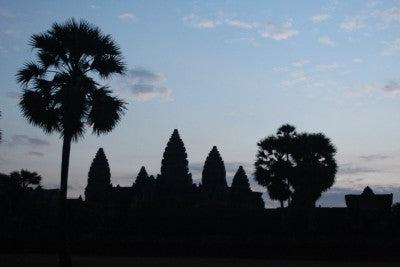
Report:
19,90,59,133
18,18,127,140
90,55,126,78
87,87,127,135
16,62,45,85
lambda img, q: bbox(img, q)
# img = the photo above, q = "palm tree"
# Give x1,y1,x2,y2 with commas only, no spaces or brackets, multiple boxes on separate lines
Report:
254,124,296,208
16,19,126,267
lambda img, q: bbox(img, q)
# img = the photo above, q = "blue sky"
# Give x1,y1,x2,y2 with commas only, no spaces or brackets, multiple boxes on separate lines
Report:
1,0,400,207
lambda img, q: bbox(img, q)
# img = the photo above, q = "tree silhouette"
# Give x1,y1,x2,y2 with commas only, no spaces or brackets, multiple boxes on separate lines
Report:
158,129,192,192
231,166,251,193
290,132,337,208
202,146,228,193
16,19,126,267
85,148,112,202
255,125,337,208
254,124,296,208
9,169,42,190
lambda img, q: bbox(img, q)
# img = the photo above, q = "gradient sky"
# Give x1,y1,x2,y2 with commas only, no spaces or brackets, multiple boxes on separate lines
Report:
1,0,400,207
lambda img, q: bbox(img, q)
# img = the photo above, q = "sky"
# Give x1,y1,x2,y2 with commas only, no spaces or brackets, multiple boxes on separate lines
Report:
1,0,400,207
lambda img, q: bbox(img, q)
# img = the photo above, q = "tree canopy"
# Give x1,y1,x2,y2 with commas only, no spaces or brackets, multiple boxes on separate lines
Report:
255,124,337,208
16,18,126,141
254,124,295,207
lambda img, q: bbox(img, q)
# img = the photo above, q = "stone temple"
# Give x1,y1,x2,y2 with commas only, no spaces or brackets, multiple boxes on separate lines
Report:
345,186,393,210
84,129,264,210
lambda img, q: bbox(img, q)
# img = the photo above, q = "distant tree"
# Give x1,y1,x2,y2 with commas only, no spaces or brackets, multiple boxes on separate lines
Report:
0,172,18,195
0,170,42,213
85,148,112,202
255,124,337,209
9,169,42,190
158,129,192,192
231,166,251,193
254,124,296,208
16,19,126,267
290,132,337,208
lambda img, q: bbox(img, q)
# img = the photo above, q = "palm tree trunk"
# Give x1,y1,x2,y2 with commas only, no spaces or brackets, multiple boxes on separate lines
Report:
58,134,72,267
280,200,284,208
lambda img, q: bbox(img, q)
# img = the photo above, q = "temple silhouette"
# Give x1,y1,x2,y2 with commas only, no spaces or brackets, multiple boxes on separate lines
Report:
345,186,393,210
84,129,264,210
1,129,399,261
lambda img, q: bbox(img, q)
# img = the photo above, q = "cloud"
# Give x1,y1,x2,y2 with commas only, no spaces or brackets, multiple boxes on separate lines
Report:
353,58,363,63
318,35,335,46
360,154,390,161
338,163,378,175
6,91,19,99
382,81,400,96
258,20,299,40
350,82,377,97
0,7,15,18
272,66,290,73
310,14,330,22
282,71,307,87
118,13,138,22
315,63,343,72
120,67,172,101
292,59,309,67
6,135,50,147
381,38,400,56
379,7,400,22
224,19,255,29
127,67,165,83
27,151,45,157
340,16,366,31
4,28,19,37
182,14,221,28
129,84,171,101
89,5,99,9
183,15,298,41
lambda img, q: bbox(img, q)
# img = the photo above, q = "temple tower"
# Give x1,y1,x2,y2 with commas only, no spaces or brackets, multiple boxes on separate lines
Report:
158,129,193,193
84,148,112,202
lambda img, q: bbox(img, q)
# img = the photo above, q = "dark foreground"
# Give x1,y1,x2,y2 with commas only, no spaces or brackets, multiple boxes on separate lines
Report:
2,208,400,263
2,254,399,267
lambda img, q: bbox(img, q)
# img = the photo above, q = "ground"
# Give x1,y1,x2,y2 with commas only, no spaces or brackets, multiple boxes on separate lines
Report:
1,254,399,267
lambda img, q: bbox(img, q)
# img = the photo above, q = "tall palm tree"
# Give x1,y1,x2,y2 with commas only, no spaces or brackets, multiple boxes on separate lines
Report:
16,19,126,267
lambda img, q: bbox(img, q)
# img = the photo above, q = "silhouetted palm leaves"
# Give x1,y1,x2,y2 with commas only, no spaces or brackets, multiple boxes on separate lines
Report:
16,18,126,267
255,124,337,208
